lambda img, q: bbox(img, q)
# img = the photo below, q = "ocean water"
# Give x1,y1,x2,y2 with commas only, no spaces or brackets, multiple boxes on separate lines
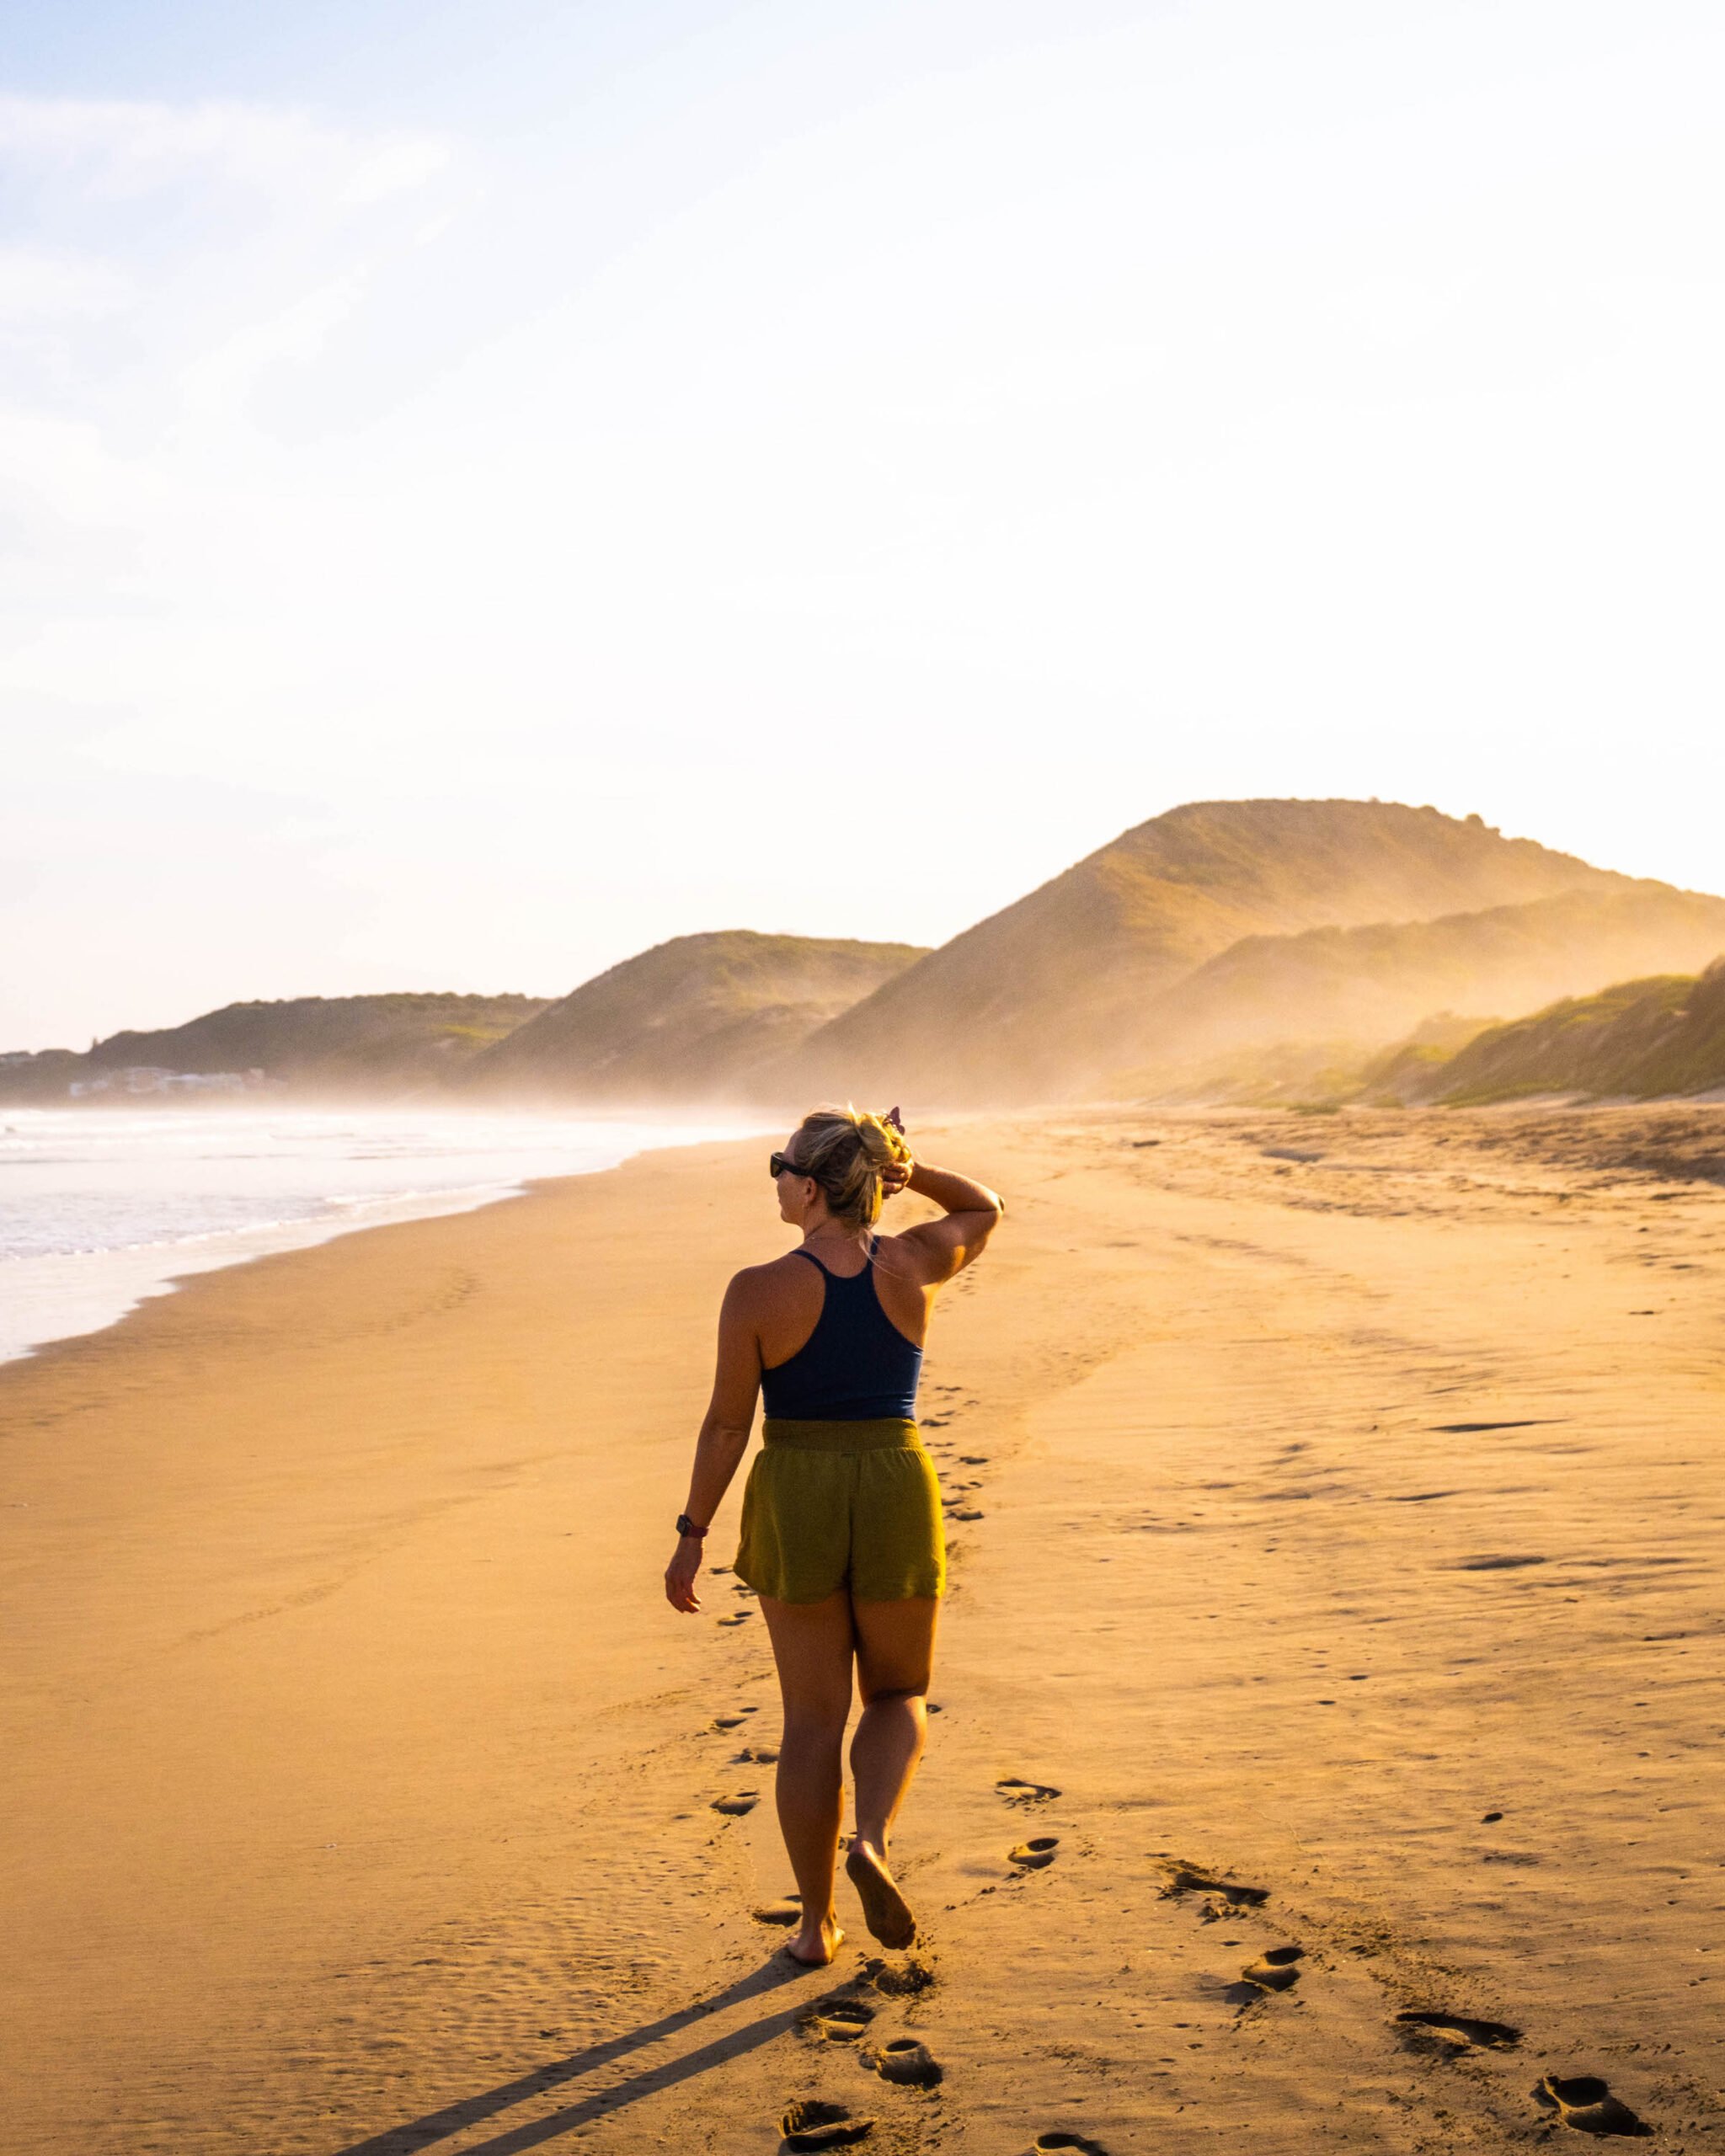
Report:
0,1107,763,1365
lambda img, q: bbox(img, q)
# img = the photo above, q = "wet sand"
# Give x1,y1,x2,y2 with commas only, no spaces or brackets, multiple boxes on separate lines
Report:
3,1109,1722,2153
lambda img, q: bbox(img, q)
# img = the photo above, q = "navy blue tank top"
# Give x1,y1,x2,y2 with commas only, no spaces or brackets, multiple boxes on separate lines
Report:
760,1243,923,1422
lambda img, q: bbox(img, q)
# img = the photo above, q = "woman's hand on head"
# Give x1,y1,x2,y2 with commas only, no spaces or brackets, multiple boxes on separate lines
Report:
880,1155,914,1200
665,1536,704,1614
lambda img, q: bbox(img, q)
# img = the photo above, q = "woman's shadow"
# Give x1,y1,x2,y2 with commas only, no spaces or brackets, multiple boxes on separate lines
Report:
328,1951,827,2155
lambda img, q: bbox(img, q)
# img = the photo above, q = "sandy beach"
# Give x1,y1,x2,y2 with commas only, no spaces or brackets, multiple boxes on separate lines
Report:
3,1110,1722,2155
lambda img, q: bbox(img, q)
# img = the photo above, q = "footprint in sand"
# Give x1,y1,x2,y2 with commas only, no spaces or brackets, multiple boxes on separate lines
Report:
872,2036,943,2086
738,1743,781,1764
1240,1945,1305,1993
800,1998,876,2041
713,1714,748,1731
1532,2074,1652,2137
959,1454,991,1465
1397,2009,1520,2053
1156,1860,1268,1908
712,1790,759,1816
997,1776,1061,1806
755,1901,802,1929
865,1956,937,1997
1031,2134,1110,2153
953,1509,985,1522
718,1611,753,1626
1009,1837,1060,1870
780,2097,875,2149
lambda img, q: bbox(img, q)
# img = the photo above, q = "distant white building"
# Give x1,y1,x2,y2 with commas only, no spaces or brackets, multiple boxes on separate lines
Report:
69,1066,264,1099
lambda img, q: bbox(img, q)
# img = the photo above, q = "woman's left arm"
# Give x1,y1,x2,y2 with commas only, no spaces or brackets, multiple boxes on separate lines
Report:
665,1271,763,1614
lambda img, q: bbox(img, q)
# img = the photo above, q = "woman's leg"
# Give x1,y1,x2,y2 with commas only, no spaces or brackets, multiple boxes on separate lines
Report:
843,1596,939,1947
757,1589,856,1965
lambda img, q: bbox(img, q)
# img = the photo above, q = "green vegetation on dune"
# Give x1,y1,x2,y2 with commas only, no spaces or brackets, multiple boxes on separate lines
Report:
1120,956,1725,1113
1350,1015,1503,1103
1105,882,1725,1102
1412,963,1725,1105
1110,1014,1496,1112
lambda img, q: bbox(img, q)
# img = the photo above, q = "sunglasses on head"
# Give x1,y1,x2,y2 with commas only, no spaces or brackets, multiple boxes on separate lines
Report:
769,1150,810,1180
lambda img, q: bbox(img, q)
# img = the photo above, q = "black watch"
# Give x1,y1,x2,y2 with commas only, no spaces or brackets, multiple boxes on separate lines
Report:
676,1513,708,1540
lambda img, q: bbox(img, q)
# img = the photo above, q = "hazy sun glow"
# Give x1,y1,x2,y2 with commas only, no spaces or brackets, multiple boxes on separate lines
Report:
5,1,1722,1045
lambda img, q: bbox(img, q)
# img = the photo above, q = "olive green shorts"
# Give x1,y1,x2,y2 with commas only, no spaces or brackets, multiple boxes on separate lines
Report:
734,1418,947,1605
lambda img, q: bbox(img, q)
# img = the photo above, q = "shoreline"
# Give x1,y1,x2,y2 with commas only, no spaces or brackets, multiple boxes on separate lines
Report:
1,1171,533,1367
3,1107,1722,2153
0,1108,766,1366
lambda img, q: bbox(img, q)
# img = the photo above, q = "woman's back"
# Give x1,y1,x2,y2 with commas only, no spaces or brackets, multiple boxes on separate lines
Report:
760,1245,923,1422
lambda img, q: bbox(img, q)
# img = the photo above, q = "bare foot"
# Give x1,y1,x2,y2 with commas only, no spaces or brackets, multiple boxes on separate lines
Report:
784,1912,846,1967
845,1836,916,1949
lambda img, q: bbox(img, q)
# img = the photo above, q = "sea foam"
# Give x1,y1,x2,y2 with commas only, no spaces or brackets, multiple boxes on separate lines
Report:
0,1107,761,1364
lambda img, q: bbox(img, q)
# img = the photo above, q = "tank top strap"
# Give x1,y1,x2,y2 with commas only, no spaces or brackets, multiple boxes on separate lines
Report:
788,1246,826,1272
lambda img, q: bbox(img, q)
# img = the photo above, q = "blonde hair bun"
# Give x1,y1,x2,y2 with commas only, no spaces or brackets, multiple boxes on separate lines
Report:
853,1109,911,1171
788,1103,911,1230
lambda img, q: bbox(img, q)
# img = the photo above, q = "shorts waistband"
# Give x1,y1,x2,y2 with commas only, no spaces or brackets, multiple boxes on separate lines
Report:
761,1417,921,1452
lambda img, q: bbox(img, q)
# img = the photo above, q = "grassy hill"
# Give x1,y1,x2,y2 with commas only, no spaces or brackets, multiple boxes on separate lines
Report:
18,800,1722,1117
465,931,927,1107
1390,960,1725,1105
0,1049,83,1104
1109,1015,1495,1113
1113,882,1725,1090
782,799,1664,1107
3,994,552,1101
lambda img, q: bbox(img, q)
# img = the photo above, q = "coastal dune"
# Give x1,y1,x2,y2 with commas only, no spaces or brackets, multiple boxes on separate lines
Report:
11,803,1723,1116
3,1113,1722,2153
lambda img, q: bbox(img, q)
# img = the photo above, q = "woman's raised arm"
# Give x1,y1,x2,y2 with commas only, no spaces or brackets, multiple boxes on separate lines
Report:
892,1158,1004,1285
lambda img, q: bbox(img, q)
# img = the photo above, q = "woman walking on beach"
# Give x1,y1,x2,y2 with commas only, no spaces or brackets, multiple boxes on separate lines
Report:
665,1107,1003,1967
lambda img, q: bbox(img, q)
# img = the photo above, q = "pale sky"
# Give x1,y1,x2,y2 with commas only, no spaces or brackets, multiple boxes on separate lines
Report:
5,0,1722,1049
